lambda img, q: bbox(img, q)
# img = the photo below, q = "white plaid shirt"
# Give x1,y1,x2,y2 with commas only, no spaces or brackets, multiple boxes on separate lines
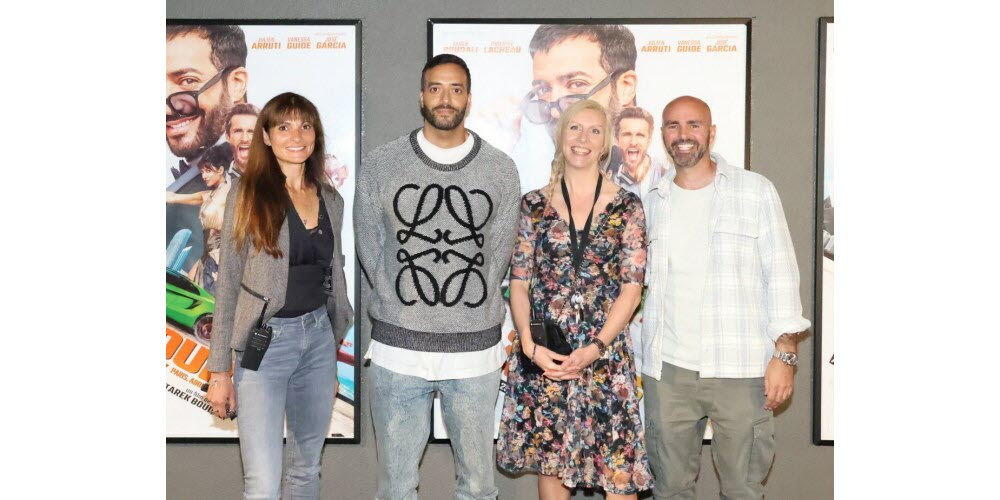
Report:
640,154,810,379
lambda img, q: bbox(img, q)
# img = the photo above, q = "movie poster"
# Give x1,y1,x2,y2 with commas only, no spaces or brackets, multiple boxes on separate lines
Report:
429,20,750,440
816,18,834,445
166,21,360,441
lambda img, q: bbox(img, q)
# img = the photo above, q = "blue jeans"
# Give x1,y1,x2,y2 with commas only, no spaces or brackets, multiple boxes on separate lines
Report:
234,306,337,500
370,363,501,500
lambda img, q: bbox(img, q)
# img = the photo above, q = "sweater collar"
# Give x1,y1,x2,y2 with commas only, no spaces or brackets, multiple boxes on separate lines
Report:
408,128,482,172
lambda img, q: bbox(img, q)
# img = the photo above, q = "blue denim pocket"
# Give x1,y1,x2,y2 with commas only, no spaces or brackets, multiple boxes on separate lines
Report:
317,312,332,330
266,322,285,341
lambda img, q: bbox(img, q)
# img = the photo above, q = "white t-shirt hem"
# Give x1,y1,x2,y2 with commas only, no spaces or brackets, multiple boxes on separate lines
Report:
661,355,701,373
364,340,506,381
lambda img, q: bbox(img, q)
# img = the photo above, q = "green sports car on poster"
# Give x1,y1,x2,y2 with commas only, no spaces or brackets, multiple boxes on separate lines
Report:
166,267,215,342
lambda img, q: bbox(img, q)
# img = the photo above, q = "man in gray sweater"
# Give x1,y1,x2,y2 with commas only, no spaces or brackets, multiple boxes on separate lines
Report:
355,54,520,500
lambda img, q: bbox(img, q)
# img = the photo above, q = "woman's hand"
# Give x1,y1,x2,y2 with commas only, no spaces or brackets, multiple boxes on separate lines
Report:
529,345,572,380
206,372,237,419
541,345,599,381
554,344,601,378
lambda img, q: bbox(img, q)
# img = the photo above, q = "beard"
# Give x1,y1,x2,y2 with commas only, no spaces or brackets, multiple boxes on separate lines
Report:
420,102,467,131
667,139,708,169
168,87,234,159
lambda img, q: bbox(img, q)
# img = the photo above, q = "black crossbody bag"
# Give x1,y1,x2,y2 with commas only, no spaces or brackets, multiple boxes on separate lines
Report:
519,175,603,374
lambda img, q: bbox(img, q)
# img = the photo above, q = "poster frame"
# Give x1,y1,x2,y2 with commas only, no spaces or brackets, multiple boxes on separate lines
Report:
165,18,363,445
813,16,834,447
426,17,753,444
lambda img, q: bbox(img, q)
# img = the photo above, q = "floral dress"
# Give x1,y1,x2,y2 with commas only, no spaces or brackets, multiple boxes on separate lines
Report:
496,187,652,494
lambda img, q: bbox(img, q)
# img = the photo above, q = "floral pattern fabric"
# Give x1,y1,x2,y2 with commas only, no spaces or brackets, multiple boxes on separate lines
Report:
496,187,652,494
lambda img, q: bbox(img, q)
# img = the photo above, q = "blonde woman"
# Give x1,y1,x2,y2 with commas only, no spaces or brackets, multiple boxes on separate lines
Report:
497,100,652,499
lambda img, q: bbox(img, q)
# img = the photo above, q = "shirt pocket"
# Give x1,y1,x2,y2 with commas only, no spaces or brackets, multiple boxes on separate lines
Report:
714,216,758,238
713,216,759,271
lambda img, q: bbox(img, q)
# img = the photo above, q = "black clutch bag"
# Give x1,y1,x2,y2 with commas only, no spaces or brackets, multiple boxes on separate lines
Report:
518,317,572,375
529,319,572,356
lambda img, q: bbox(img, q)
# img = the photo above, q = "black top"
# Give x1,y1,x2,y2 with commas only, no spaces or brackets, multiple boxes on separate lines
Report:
274,191,335,318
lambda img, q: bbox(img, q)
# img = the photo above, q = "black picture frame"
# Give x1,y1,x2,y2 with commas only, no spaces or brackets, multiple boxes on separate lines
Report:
165,18,363,445
812,16,834,447
427,18,753,444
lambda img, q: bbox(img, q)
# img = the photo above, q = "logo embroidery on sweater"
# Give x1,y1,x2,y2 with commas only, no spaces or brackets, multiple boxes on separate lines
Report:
392,183,493,307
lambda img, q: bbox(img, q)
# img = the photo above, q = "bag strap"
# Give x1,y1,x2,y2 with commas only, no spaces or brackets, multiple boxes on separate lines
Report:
528,226,541,323
240,283,270,329
529,180,600,325
560,174,603,272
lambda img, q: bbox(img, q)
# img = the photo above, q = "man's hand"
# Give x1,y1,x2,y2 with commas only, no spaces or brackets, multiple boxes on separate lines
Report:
763,358,794,411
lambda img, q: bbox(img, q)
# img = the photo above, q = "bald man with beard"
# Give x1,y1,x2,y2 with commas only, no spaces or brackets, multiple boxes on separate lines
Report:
640,96,810,499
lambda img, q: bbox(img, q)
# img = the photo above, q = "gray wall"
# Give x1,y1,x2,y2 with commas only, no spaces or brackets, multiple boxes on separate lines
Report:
165,1,833,498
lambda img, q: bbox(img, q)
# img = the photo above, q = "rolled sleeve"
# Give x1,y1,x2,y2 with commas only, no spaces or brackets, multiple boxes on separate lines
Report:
757,179,811,341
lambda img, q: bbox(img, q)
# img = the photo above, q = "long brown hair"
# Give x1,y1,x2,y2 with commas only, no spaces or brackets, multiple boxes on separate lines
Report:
545,99,613,201
232,92,329,257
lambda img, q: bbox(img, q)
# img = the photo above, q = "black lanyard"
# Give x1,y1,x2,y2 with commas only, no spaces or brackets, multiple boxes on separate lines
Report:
560,174,603,271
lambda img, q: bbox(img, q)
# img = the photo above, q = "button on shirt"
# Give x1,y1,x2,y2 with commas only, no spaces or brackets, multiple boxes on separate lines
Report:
641,153,811,379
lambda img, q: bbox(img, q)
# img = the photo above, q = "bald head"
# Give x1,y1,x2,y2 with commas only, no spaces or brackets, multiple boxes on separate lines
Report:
662,95,712,126
660,95,716,170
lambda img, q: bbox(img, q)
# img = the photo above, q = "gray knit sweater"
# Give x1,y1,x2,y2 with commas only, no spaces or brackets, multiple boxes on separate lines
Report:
354,129,521,352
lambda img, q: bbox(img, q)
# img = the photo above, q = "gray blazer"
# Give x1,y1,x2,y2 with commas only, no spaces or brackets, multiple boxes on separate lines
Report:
207,179,354,372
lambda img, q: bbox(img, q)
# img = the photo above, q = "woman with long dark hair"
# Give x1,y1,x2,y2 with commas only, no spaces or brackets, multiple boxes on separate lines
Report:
496,99,652,499
205,92,353,499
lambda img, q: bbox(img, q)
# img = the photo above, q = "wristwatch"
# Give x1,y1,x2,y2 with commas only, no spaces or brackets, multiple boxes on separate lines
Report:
773,351,798,366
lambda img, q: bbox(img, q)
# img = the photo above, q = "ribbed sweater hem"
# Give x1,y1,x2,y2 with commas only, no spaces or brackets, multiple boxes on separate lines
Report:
371,318,501,352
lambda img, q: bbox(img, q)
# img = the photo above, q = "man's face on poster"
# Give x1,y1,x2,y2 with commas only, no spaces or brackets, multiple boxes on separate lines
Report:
166,33,246,159
227,113,257,169
616,117,651,174
529,36,634,137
